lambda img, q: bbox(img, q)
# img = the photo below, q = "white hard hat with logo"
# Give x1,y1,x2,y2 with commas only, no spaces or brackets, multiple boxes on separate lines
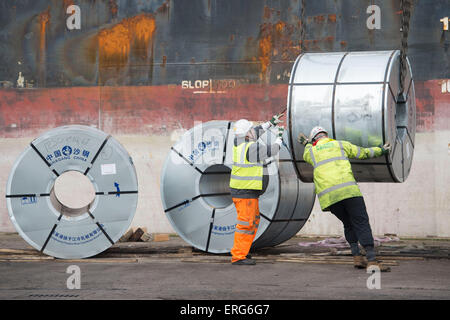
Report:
309,126,328,141
233,119,254,137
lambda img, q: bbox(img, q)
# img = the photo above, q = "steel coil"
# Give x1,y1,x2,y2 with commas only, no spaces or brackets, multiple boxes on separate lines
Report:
287,50,416,182
6,125,138,259
160,121,315,253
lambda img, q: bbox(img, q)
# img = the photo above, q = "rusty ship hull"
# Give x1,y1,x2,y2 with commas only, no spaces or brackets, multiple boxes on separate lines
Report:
0,0,448,136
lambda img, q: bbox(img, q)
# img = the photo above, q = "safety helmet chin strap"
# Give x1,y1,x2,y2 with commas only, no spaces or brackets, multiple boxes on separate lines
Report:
312,132,328,143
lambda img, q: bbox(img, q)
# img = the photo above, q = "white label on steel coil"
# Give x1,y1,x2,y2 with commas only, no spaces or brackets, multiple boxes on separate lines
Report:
101,163,117,175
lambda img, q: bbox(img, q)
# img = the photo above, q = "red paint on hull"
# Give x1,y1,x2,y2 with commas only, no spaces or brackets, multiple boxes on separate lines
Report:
415,80,450,132
0,87,100,138
0,80,447,138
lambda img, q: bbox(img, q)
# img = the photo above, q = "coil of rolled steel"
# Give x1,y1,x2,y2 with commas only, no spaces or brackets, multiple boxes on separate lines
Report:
287,50,416,182
5,125,138,259
160,120,315,253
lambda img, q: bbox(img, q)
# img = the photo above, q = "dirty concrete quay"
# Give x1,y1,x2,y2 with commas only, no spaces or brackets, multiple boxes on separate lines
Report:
0,233,449,300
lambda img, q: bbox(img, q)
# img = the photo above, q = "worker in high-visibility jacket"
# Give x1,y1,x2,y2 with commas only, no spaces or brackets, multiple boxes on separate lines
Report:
229,114,284,265
298,126,392,272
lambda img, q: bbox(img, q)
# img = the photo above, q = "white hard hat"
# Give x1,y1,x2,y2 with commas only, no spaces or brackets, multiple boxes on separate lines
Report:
309,126,328,141
233,119,254,137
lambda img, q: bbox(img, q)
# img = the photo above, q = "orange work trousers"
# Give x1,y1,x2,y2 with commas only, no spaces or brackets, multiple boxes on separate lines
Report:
230,198,260,263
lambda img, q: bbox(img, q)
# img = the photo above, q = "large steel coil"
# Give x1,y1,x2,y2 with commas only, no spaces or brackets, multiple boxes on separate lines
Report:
287,50,416,182
6,125,138,259
160,121,315,253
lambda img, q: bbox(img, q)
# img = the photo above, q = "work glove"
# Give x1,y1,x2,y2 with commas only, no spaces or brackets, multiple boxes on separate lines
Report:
297,132,309,146
269,112,284,126
275,126,284,146
379,142,391,155
262,111,285,130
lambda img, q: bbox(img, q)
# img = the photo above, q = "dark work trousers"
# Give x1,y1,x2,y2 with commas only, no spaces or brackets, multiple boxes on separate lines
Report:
328,196,374,248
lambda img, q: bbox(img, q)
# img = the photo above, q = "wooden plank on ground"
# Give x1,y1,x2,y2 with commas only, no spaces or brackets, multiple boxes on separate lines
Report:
129,228,145,242
153,234,170,242
275,258,398,266
0,249,39,255
119,228,134,242
0,255,54,260
140,232,153,242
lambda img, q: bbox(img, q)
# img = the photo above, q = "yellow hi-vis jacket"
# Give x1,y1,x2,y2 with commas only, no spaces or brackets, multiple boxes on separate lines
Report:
303,138,382,211
229,141,263,190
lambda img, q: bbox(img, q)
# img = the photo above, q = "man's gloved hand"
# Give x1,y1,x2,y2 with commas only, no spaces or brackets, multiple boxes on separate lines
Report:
270,112,284,126
297,132,309,146
277,126,284,137
275,126,284,146
380,142,391,155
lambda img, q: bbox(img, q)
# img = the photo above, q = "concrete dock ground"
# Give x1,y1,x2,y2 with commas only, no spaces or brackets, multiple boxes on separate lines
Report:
0,232,449,300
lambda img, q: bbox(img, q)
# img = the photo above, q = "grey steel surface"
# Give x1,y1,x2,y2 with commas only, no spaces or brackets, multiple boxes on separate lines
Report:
160,121,315,253
5,125,138,259
287,50,416,182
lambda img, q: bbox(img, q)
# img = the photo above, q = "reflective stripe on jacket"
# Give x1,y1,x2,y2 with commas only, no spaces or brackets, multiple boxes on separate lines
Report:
229,141,263,190
303,138,382,211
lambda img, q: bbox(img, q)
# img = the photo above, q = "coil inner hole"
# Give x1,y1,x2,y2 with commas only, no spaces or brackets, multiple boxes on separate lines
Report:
50,171,96,217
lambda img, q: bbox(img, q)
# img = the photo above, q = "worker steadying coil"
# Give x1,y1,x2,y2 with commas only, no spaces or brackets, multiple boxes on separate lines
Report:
229,112,285,265
297,127,392,272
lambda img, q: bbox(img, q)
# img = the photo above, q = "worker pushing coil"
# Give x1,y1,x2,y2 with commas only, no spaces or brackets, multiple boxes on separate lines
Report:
286,50,416,272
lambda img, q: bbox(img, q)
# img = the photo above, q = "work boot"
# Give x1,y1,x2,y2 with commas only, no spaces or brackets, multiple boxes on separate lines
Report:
353,255,368,269
232,258,256,265
367,260,391,272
